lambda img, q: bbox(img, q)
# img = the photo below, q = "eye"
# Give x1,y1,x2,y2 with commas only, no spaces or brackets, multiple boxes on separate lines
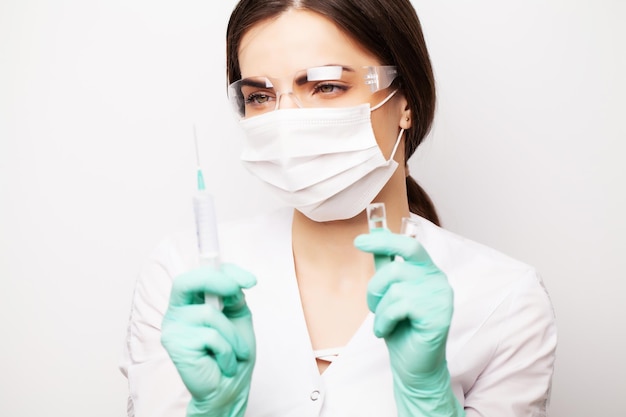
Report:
313,82,349,96
245,92,275,106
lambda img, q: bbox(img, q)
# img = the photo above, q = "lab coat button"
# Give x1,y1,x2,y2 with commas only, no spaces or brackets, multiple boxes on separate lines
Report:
310,390,321,401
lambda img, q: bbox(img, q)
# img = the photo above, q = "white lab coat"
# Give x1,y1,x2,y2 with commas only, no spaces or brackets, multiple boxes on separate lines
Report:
120,208,557,417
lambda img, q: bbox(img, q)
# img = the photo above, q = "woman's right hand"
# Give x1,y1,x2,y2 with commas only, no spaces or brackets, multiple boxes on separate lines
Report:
161,264,257,417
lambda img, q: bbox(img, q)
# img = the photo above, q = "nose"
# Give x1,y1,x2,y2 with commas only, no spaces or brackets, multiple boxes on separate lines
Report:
275,92,303,110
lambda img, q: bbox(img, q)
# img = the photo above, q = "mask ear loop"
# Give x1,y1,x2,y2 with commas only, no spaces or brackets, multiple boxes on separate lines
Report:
387,128,405,162
369,88,404,162
370,89,399,112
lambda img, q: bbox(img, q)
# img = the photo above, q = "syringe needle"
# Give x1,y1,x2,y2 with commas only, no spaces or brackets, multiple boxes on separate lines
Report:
193,124,205,191
193,124,201,167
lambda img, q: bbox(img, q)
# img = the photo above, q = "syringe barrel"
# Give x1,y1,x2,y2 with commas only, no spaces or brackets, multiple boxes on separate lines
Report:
193,191,222,310
193,191,220,263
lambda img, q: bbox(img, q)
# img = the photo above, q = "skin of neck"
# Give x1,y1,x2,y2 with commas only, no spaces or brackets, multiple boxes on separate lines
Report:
291,164,410,288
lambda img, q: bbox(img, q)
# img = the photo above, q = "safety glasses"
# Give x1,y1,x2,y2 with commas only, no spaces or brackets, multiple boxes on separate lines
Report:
228,65,398,118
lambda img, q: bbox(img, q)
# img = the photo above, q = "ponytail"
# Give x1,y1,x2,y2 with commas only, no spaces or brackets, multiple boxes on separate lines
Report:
406,175,440,226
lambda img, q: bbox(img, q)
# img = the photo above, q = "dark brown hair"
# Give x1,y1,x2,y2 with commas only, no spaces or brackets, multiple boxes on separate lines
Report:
227,0,440,225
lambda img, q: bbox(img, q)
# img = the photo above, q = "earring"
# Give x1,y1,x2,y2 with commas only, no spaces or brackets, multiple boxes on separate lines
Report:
405,117,410,121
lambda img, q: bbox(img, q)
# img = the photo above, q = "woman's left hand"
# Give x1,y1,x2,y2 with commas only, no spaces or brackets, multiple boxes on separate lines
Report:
354,230,464,417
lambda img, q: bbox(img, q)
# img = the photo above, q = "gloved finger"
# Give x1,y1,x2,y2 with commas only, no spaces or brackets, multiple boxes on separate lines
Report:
163,303,251,361
173,326,239,377
213,264,257,320
160,331,224,399
373,280,454,338
220,263,257,289
169,264,257,307
366,261,433,311
372,280,419,338
221,290,253,320
354,232,435,266
169,268,239,306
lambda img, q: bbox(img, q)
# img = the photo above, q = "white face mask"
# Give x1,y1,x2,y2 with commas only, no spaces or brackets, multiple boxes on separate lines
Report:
238,93,403,222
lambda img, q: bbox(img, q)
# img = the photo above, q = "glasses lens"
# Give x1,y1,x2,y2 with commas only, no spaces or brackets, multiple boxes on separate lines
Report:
228,77,276,118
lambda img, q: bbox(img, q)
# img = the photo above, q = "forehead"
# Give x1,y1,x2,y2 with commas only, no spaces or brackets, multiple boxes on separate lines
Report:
238,9,381,79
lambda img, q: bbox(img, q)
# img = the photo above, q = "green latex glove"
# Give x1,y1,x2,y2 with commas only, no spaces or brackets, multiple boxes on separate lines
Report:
161,264,257,417
354,231,464,417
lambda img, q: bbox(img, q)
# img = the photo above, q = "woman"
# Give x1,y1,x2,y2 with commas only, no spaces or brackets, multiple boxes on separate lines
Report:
120,1,557,416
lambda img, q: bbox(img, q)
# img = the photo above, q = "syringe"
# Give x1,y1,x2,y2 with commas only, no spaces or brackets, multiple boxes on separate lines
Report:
192,125,222,310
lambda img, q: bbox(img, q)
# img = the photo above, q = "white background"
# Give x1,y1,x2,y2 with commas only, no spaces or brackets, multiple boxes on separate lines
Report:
1,1,624,416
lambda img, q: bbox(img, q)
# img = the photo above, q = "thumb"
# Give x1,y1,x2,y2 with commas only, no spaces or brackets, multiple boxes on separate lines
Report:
220,263,256,319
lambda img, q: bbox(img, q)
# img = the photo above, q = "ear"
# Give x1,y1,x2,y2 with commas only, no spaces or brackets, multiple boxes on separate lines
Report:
398,97,412,129
400,111,412,129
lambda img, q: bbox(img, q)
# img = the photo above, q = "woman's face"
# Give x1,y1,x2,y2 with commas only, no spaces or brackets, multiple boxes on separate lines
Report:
237,9,409,163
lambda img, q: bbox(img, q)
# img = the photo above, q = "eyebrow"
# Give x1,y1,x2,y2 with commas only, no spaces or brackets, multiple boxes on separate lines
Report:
239,78,273,89
239,65,357,88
